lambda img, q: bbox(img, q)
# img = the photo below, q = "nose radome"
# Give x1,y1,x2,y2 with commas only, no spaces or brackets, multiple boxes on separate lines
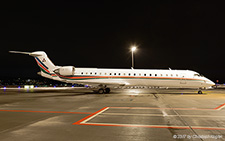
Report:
210,81,215,86
206,80,215,86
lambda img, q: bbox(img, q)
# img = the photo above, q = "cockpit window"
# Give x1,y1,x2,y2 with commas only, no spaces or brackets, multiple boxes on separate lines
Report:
194,74,204,77
194,74,200,77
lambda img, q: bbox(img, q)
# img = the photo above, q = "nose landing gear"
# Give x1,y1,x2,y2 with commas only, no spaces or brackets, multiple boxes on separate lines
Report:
198,90,203,94
198,87,205,94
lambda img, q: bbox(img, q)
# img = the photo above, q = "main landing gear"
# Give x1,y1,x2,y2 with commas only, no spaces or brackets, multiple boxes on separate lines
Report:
98,87,111,94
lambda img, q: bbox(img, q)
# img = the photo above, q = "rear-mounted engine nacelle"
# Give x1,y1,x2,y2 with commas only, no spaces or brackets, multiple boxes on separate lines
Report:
54,66,75,76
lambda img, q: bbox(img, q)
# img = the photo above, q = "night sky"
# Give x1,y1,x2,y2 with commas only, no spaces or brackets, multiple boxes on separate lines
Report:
1,2,225,83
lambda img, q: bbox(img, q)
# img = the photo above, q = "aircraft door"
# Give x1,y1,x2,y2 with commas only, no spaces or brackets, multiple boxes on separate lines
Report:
180,73,186,84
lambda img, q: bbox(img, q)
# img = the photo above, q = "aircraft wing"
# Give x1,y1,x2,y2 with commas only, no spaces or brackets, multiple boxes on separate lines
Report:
63,79,126,87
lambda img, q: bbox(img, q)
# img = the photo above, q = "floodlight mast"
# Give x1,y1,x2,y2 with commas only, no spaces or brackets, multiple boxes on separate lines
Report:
131,46,136,69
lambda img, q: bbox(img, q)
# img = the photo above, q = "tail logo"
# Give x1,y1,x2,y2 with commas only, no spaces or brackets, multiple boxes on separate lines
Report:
35,57,49,70
42,58,46,62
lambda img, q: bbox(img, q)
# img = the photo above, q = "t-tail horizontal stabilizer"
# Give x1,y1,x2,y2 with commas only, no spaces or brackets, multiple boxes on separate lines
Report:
9,51,31,55
9,51,43,57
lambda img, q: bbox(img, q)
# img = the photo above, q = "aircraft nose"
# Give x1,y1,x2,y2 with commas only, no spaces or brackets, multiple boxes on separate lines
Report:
206,80,215,86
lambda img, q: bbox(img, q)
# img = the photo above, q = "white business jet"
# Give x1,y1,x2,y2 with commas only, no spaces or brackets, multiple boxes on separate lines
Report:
9,51,215,94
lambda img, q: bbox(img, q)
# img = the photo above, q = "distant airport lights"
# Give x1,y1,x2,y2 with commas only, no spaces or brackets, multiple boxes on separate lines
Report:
24,85,34,89
131,46,137,69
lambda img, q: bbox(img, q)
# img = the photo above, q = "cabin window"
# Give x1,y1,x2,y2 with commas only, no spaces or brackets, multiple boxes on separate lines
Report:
118,73,121,75
105,73,107,75
81,72,83,75
114,73,116,75
95,72,97,75
161,74,163,76
134,73,136,76
149,74,152,76
110,73,112,75
139,73,141,76
128,73,131,76
86,72,88,75
90,72,92,75
155,74,157,76
166,74,168,76
144,74,146,76
171,74,173,77
123,73,126,76
176,74,178,77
